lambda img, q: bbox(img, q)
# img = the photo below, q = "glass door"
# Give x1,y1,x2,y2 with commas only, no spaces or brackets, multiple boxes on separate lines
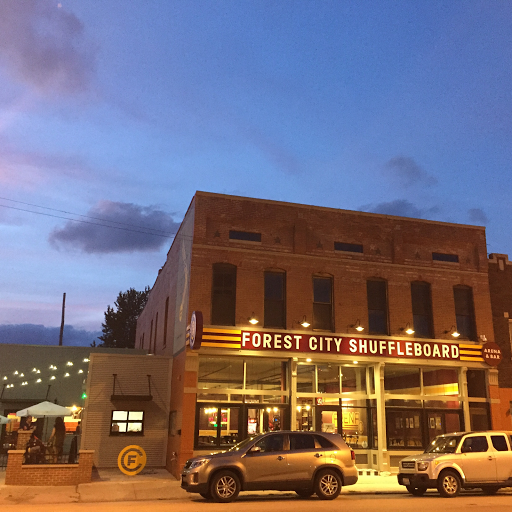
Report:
244,405,288,437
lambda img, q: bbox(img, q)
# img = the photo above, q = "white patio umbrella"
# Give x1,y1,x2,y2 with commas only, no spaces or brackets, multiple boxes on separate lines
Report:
16,401,72,418
0,414,9,425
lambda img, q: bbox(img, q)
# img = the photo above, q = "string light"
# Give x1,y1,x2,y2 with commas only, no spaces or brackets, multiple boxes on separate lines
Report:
66,362,73,366
64,373,70,377
36,379,42,383
78,369,83,374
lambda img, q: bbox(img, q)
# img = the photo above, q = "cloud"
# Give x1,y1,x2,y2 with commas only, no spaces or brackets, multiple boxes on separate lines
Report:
384,156,438,188
360,199,440,219
0,1,95,95
0,323,100,347
49,201,180,254
468,208,488,225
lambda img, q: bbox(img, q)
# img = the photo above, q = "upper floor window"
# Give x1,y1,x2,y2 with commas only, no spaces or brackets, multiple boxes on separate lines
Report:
264,271,286,328
229,230,261,242
367,279,388,335
433,252,459,263
411,281,434,338
212,263,237,325
334,242,363,253
313,276,333,331
453,285,477,340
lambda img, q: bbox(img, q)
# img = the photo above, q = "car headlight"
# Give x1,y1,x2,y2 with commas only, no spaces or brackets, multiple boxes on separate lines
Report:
189,458,211,469
417,462,429,471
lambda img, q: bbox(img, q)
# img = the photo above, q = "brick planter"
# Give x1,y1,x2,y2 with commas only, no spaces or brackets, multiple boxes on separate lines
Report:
5,450,94,486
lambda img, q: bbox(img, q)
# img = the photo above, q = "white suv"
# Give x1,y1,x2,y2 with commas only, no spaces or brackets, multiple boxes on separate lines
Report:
398,431,512,497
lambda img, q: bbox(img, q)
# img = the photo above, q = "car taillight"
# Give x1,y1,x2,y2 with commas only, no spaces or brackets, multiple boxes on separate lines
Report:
351,450,355,461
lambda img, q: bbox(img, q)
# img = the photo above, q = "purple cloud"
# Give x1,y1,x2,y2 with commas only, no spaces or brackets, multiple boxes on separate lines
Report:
468,208,488,225
360,199,440,219
0,1,95,94
49,201,180,254
384,156,438,188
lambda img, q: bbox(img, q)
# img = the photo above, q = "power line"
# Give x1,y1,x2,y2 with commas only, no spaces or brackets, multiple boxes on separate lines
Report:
0,203,176,238
0,196,175,236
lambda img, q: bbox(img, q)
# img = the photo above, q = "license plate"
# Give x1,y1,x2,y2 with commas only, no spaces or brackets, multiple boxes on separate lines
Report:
403,478,410,485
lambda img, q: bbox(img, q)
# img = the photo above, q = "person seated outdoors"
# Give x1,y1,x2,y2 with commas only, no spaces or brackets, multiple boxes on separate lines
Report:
20,415,35,431
24,432,46,464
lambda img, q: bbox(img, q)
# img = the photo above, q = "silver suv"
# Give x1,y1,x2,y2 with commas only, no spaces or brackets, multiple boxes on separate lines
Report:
181,431,358,502
398,430,512,497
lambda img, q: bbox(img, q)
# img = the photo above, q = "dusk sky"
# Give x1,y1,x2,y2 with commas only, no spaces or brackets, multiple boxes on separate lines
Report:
1,1,511,345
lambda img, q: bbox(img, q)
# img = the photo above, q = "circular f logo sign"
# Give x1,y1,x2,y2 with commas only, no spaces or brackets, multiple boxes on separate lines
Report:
118,445,147,476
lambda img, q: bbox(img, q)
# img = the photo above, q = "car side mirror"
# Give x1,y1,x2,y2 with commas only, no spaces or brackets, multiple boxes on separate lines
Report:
248,446,262,454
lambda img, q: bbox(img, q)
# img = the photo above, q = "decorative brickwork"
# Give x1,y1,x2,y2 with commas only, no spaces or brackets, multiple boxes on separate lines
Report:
5,450,94,486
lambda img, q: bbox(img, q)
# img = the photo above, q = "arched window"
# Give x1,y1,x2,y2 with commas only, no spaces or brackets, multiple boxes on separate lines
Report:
411,281,434,338
264,270,286,328
211,263,237,325
453,285,477,340
367,279,388,335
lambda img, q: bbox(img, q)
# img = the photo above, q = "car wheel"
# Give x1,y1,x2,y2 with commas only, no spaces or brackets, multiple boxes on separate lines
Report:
295,488,313,498
406,485,427,496
437,470,461,498
481,486,500,495
210,470,241,503
315,469,342,500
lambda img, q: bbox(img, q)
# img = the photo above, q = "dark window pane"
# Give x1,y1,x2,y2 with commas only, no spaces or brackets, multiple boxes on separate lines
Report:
461,436,488,453
313,277,333,331
453,286,476,340
229,230,261,242
212,263,236,325
467,369,487,398
290,433,315,450
411,282,433,338
367,280,388,334
315,435,335,449
314,278,332,303
491,435,509,452
334,242,363,253
433,252,459,263
264,272,286,328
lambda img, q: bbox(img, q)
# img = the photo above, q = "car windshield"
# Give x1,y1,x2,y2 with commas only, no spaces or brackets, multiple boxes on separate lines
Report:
227,435,259,452
425,435,463,454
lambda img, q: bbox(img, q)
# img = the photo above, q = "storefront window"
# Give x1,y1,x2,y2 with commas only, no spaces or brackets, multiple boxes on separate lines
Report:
467,369,487,398
296,400,313,431
426,411,461,442
422,368,459,396
341,404,368,449
317,364,340,393
384,366,420,394
247,406,284,434
198,356,244,389
296,364,315,392
245,359,287,391
196,405,240,449
386,409,423,448
342,366,366,393
469,402,490,430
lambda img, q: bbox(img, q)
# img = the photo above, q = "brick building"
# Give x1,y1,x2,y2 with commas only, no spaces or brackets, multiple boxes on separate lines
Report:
136,191,503,476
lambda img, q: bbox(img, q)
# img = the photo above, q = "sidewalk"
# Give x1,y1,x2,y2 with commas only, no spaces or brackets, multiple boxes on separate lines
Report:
0,468,405,504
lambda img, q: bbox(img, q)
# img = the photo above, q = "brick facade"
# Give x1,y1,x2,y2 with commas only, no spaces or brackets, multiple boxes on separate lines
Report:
136,192,499,476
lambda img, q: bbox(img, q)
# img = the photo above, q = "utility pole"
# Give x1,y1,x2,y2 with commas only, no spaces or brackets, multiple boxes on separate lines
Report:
58,292,66,346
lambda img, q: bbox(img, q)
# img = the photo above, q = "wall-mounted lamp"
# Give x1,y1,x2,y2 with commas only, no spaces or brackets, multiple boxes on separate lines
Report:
248,313,259,325
349,320,364,332
299,316,310,328
400,323,415,335
444,326,460,338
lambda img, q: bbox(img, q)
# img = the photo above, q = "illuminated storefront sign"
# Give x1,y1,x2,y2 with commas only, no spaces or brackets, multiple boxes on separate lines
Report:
187,311,494,364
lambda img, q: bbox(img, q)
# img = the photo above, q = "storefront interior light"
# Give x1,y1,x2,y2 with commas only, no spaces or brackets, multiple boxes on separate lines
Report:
306,358,312,362
248,313,259,325
299,316,310,328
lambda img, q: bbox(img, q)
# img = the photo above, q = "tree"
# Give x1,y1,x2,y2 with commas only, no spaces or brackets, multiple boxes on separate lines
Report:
97,287,150,348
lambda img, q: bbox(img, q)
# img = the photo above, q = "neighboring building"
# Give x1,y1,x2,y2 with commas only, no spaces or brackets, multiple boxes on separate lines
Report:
81,352,172,468
136,191,502,476
487,253,512,424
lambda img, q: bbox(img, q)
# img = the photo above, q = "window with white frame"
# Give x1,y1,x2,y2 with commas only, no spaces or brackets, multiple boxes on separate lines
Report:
110,410,144,435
